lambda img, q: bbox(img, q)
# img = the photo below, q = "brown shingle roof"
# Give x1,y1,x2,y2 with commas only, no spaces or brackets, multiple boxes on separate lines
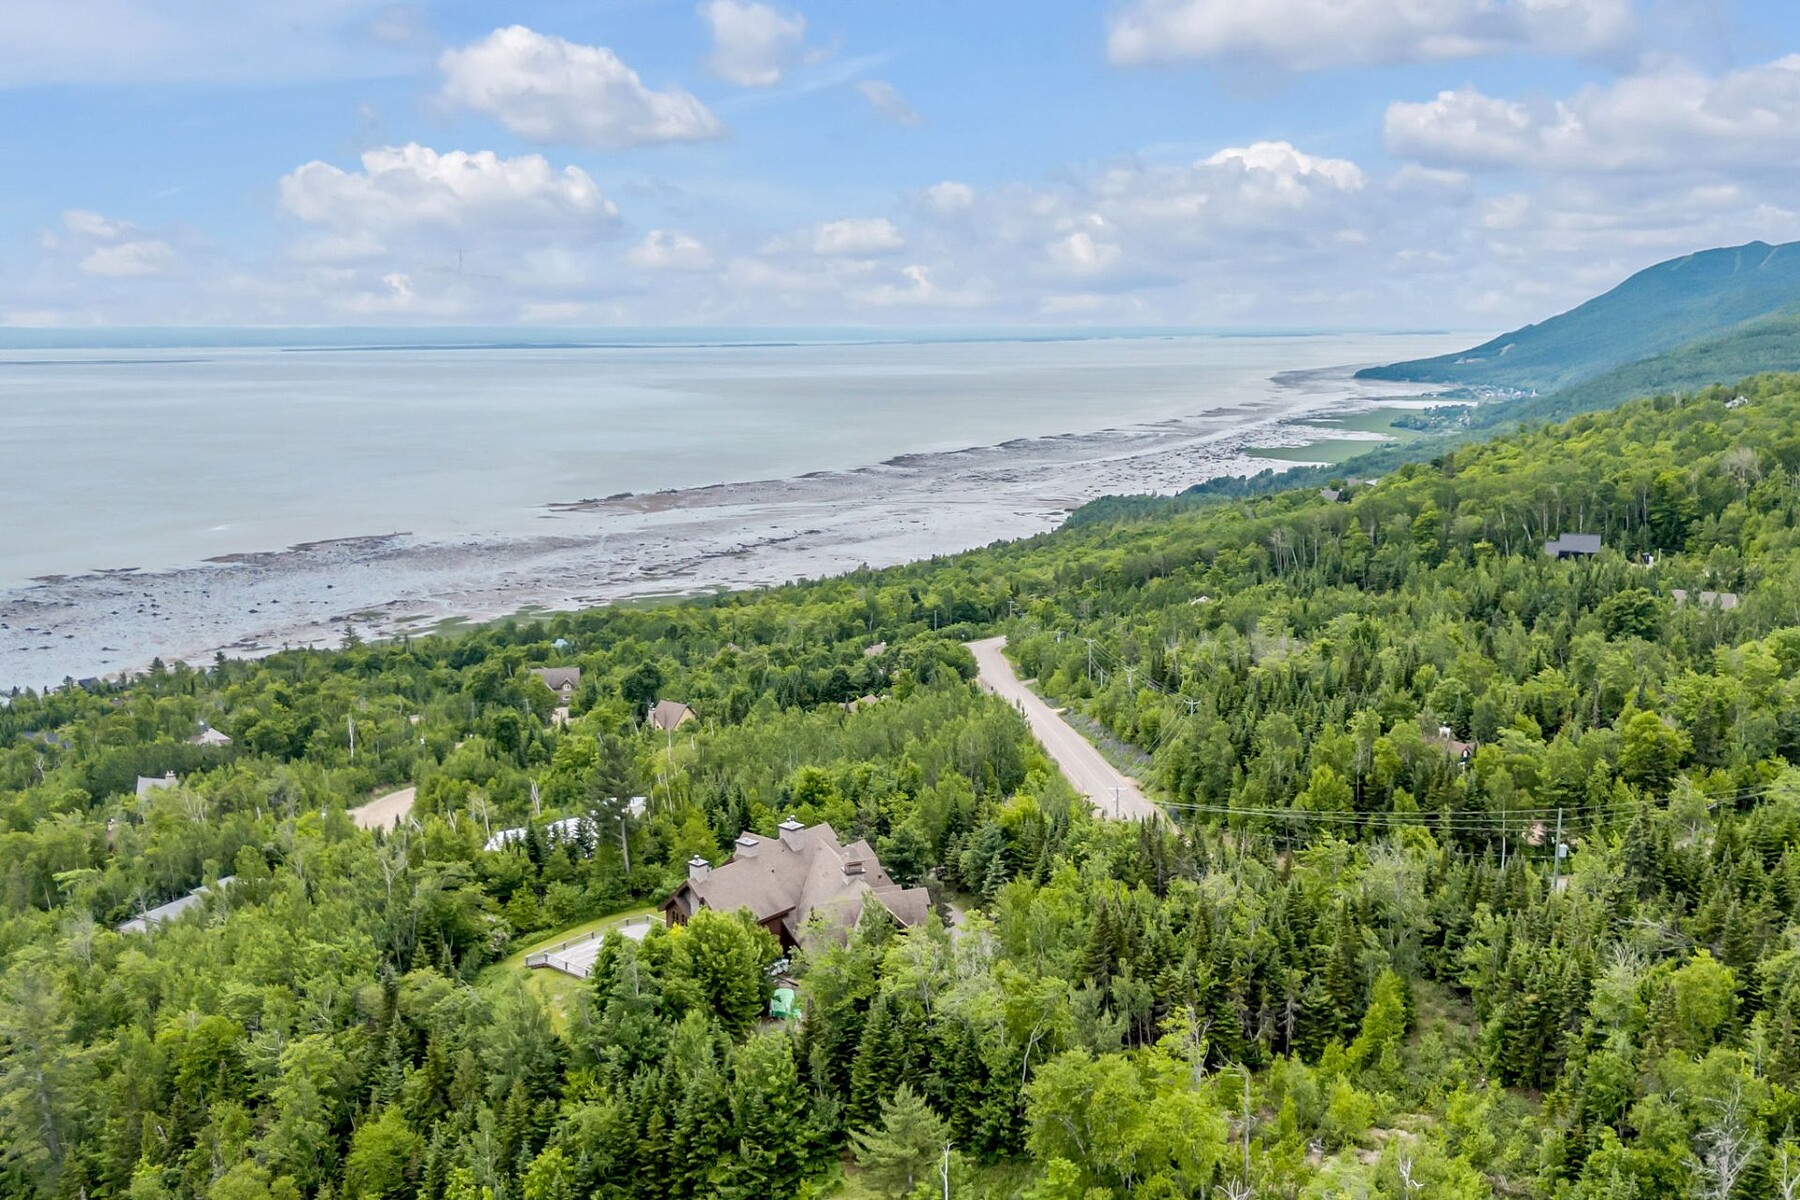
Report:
648,699,696,730
532,667,581,693
666,822,928,945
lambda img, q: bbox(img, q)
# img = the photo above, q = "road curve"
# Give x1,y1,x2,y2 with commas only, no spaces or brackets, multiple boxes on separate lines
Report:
966,636,1161,823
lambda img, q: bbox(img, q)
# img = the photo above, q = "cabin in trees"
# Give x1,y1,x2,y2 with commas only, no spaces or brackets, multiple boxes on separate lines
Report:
136,772,178,799
647,699,697,731
531,666,581,702
662,817,929,949
1544,533,1603,559
117,876,235,935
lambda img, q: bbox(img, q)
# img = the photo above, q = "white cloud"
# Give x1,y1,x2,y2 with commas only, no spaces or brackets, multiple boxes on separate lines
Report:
919,182,975,214
62,210,131,239
627,230,715,271
440,26,722,149
858,80,922,126
1203,141,1366,196
0,0,420,86
700,0,808,87
279,144,618,233
1045,230,1122,276
1388,57,1800,173
1108,0,1634,70
810,217,905,257
80,239,177,277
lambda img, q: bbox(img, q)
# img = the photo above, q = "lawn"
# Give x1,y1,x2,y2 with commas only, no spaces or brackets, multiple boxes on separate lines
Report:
479,903,660,1029
1247,407,1429,465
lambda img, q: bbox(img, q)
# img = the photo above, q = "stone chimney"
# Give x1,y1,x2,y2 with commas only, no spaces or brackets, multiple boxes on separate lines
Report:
841,855,866,880
778,816,805,851
734,834,760,859
687,855,711,883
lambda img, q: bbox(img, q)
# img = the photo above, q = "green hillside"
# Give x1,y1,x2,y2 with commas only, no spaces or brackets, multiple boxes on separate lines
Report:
15,377,1800,1198
1472,309,1800,428
1359,239,1800,392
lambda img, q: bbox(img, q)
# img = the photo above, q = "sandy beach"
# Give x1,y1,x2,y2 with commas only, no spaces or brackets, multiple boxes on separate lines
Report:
0,360,1437,690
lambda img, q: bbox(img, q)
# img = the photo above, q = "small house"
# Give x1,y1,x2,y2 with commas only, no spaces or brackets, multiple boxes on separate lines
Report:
117,876,236,935
1432,725,1475,765
531,667,582,701
663,818,930,949
863,642,887,658
136,772,178,799
1544,533,1602,559
188,726,232,748
648,699,697,731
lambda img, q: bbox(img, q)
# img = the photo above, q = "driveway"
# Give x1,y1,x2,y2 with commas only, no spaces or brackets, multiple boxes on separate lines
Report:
348,786,414,831
966,636,1161,822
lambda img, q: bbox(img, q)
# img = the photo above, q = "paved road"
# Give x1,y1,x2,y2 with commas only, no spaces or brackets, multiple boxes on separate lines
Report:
967,636,1161,822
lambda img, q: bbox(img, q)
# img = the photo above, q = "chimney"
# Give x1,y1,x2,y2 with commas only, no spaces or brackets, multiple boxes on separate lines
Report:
842,857,866,880
734,834,760,859
1437,725,1453,740
778,816,805,851
687,856,711,883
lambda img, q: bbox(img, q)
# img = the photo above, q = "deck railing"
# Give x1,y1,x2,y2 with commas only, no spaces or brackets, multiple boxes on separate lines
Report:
525,915,661,979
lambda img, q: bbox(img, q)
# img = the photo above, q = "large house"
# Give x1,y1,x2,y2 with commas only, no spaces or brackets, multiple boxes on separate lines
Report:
663,818,929,948
531,667,581,702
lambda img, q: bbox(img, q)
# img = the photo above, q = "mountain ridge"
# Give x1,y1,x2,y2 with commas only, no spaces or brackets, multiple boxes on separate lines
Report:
1359,238,1800,393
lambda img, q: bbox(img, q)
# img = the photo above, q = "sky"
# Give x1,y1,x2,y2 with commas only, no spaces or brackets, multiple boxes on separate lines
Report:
6,0,1800,329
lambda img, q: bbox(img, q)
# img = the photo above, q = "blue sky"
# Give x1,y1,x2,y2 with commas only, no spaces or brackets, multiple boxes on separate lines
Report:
7,0,1800,327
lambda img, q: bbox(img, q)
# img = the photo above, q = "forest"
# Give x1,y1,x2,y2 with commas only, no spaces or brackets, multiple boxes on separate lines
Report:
9,375,1800,1198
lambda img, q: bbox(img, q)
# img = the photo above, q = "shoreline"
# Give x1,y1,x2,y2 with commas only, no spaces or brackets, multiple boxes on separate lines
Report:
0,364,1438,689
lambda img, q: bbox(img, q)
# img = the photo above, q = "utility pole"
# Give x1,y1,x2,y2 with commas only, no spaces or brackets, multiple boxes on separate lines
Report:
1552,806,1564,895
1085,638,1095,681
347,715,356,761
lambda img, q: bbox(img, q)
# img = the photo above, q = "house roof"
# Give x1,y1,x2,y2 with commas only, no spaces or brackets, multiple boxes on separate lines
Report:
1545,533,1603,556
116,876,235,935
136,772,177,799
1673,589,1740,610
188,727,232,747
648,699,696,730
532,666,581,692
484,815,589,852
667,821,929,944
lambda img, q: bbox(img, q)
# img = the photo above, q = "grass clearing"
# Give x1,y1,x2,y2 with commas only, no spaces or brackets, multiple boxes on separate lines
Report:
1248,407,1433,465
1246,437,1394,465
479,903,660,1030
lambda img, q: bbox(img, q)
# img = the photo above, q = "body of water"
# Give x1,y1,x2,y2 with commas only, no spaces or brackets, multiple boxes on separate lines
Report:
0,330,1466,588
0,328,1476,687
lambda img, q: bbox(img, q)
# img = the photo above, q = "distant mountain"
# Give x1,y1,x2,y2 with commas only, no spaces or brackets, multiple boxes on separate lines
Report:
1359,240,1800,393
1467,309,1800,428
